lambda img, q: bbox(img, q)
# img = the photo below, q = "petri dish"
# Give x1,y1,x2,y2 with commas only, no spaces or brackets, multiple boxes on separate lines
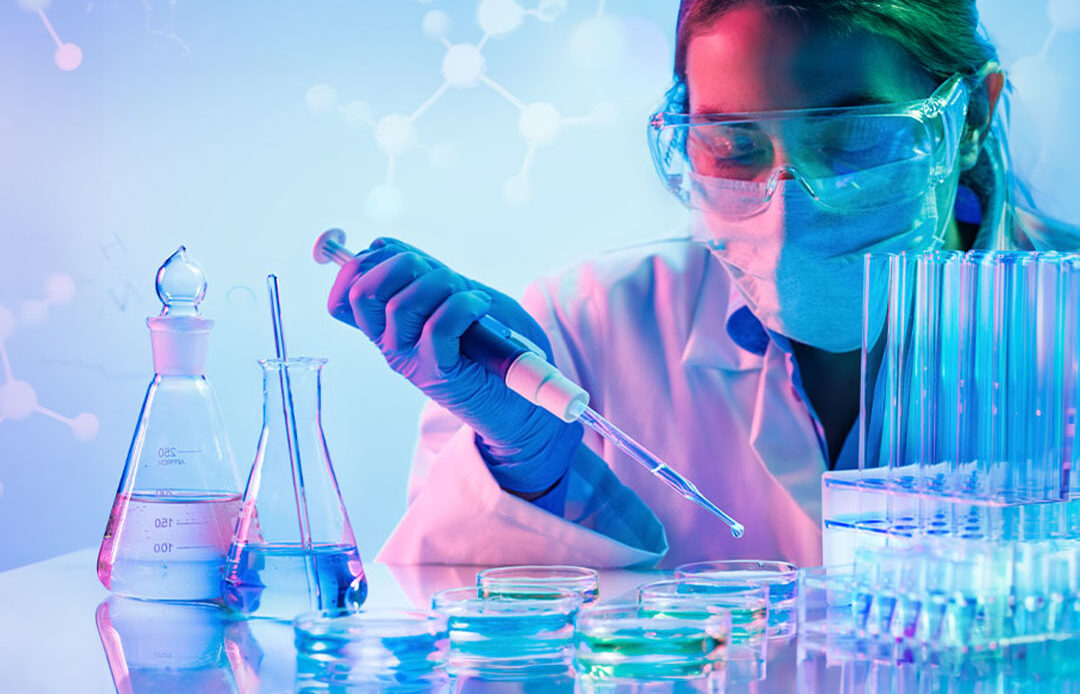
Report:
637,579,768,682
293,608,449,690
476,565,600,604
574,603,730,682
431,586,580,678
674,560,798,637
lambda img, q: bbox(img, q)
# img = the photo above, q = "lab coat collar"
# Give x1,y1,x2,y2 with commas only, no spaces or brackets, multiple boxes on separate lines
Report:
681,251,767,372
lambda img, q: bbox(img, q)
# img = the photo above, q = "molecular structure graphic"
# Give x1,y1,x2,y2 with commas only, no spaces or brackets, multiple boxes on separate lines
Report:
141,0,190,57
0,275,99,444
17,0,83,71
306,0,616,222
1003,0,1080,193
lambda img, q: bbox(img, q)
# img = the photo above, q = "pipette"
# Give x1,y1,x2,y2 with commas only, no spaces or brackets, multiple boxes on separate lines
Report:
314,229,745,538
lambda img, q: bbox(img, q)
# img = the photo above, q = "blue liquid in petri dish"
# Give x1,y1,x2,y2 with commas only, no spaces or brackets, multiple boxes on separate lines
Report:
222,542,367,619
295,618,447,687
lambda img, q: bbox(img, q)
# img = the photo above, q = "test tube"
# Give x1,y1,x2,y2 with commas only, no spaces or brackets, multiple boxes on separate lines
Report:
911,252,963,533
1031,255,1063,506
953,252,980,504
884,252,915,494
929,253,965,529
969,251,1007,503
859,252,892,481
1067,257,1080,501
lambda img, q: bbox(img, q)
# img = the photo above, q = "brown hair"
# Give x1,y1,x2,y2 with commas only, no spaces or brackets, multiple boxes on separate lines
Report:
668,0,1001,225
674,0,996,84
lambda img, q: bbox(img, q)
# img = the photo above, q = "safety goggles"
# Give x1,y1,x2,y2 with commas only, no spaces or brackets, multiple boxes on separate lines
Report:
648,73,969,217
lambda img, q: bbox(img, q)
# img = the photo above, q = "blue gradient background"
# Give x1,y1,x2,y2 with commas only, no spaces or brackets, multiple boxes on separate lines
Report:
0,0,1077,570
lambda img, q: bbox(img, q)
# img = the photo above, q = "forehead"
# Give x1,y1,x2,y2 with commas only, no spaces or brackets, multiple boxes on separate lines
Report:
685,3,938,113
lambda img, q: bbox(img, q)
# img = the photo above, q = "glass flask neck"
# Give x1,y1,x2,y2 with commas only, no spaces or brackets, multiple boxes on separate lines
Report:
259,358,326,427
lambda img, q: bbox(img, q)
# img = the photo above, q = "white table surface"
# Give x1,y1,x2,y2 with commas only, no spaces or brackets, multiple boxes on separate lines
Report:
0,549,798,693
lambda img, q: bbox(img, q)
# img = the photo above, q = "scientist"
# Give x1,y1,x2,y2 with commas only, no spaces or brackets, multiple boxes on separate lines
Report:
327,0,1075,568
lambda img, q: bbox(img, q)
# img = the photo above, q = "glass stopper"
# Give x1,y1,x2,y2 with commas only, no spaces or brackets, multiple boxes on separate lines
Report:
156,246,206,316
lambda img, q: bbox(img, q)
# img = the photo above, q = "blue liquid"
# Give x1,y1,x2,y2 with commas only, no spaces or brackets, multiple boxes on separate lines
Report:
443,611,575,677
295,628,447,688
222,542,367,619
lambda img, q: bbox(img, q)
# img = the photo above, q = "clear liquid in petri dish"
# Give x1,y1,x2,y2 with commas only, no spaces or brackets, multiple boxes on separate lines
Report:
718,569,797,634
222,542,367,619
641,604,767,644
97,491,243,601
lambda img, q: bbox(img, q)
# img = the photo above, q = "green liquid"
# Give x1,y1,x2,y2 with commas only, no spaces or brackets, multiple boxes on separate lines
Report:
479,586,600,604
575,628,726,679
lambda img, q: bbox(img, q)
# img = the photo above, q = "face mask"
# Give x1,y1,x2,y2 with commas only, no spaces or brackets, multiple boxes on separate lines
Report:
691,167,948,353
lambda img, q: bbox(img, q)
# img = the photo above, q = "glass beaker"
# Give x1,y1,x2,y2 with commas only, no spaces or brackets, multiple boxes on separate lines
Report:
97,247,243,601
222,357,367,619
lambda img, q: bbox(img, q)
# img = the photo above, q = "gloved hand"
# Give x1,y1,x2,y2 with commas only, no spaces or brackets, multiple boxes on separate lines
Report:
327,237,582,499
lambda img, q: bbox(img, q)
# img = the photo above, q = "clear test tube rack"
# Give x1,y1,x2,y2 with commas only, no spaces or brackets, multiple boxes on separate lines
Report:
817,251,1080,653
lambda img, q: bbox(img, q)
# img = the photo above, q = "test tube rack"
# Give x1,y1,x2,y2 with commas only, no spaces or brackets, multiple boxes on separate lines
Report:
817,251,1080,657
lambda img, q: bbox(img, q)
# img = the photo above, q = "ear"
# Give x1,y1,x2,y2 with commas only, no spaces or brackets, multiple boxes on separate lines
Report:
959,69,1005,171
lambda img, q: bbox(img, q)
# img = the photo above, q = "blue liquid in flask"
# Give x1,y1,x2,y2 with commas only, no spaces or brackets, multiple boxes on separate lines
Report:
223,542,367,618
222,357,367,619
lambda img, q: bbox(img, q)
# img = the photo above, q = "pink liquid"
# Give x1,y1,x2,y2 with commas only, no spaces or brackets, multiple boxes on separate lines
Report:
97,491,242,601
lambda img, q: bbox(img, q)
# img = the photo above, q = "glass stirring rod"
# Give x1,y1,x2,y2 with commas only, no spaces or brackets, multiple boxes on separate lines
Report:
314,229,745,538
267,274,324,608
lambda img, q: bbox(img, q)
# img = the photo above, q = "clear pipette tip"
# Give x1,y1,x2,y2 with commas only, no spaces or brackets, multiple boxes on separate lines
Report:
578,407,744,538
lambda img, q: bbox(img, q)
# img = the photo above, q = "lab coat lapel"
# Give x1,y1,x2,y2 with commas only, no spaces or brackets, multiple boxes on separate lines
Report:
681,256,764,372
747,342,826,523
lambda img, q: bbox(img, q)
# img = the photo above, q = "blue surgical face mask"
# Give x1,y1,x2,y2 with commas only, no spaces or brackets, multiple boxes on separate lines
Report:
691,166,951,353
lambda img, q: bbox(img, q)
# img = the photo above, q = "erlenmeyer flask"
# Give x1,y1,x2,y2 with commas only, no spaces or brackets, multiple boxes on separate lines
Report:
97,247,242,601
222,357,367,619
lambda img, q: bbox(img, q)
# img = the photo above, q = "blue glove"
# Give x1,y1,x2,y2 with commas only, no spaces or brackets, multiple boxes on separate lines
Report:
327,237,581,504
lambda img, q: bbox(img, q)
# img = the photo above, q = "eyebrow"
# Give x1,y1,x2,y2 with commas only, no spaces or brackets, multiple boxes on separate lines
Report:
692,91,895,114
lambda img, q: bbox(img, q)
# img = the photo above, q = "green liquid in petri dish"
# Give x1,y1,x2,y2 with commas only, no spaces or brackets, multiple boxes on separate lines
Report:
575,627,726,679
480,586,600,603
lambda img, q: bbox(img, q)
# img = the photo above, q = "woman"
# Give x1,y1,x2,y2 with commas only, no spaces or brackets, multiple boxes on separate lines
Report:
327,0,1071,568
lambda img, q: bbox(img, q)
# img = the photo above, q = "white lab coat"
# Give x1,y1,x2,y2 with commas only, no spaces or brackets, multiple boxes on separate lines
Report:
377,237,827,569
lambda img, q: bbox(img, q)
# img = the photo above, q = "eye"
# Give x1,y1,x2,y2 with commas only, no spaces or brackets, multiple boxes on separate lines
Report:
817,119,885,156
811,116,928,172
698,126,760,158
686,124,770,178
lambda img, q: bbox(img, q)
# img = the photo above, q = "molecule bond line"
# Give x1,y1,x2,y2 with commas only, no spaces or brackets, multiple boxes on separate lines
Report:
141,0,190,57
0,277,99,443
21,1,83,71
307,0,615,221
